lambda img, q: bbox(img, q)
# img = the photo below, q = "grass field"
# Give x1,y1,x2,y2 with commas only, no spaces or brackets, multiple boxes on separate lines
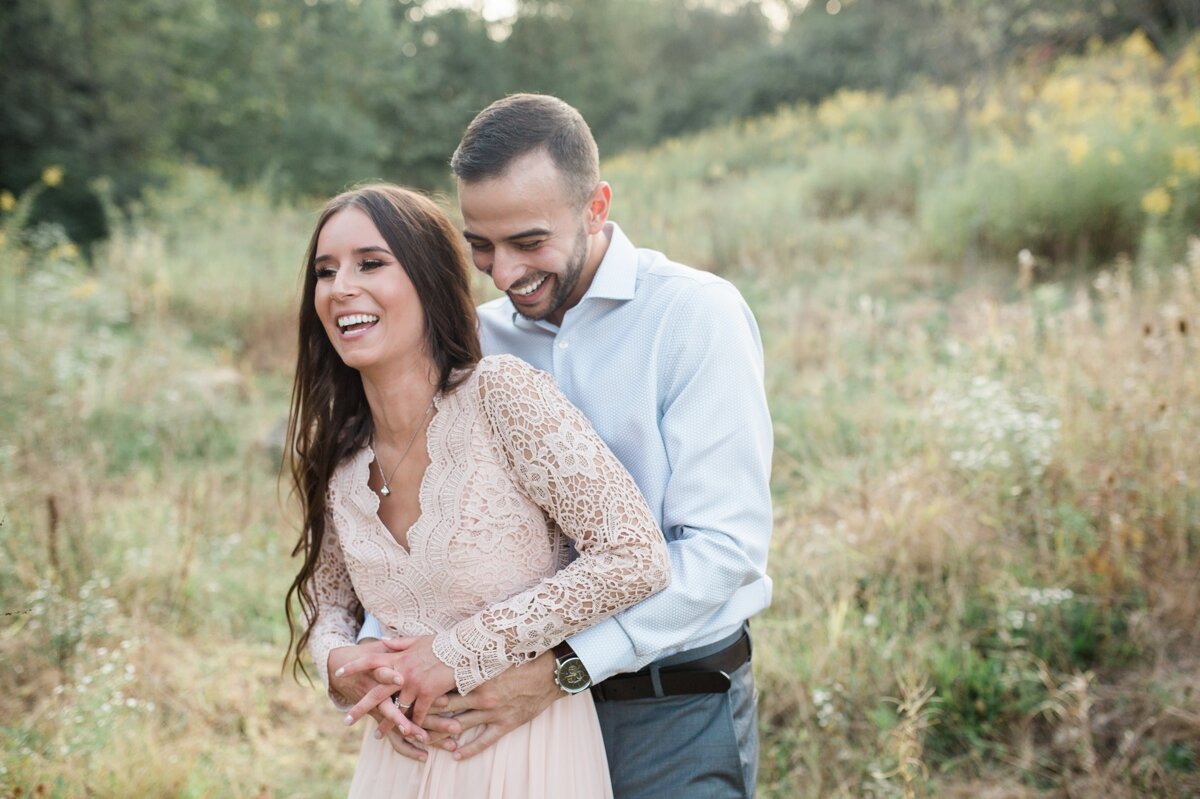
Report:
2,33,1198,798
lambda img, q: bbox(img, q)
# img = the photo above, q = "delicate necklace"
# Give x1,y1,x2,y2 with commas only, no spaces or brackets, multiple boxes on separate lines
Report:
372,396,436,497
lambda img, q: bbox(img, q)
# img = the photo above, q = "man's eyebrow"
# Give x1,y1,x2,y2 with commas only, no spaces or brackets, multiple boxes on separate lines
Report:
314,245,393,262
462,227,551,242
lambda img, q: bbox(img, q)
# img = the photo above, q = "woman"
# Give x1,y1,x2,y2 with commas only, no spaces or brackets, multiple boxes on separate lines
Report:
284,184,670,798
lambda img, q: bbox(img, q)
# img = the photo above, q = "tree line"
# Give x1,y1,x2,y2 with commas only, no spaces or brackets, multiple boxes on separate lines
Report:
3,0,1197,247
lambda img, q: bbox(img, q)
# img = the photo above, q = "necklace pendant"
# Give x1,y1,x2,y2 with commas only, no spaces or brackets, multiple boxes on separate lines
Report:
372,396,435,503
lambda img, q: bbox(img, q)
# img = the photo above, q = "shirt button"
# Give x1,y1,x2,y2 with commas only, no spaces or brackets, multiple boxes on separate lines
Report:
558,341,569,350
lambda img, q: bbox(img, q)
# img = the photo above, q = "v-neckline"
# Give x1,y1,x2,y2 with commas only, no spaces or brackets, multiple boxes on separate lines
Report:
362,395,443,556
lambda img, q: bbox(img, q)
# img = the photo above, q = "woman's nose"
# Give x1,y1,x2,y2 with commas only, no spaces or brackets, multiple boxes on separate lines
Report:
331,264,359,297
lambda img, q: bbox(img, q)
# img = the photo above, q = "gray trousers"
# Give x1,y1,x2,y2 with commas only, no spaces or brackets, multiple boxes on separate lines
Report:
594,660,758,799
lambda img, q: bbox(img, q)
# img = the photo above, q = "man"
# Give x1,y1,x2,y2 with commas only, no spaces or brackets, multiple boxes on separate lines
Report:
331,94,773,797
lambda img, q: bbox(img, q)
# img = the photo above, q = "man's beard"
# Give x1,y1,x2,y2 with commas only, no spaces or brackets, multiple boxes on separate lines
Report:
515,223,589,322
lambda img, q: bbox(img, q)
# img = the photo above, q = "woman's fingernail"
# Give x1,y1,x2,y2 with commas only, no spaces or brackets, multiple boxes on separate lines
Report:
343,714,354,726
374,729,382,740
335,667,344,677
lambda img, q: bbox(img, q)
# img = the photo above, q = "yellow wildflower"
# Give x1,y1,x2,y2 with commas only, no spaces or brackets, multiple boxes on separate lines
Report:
1061,133,1090,166
1169,44,1200,81
1142,187,1172,216
995,136,1017,165
1172,145,1200,177
974,97,1006,128
0,191,14,212
934,86,959,112
1121,30,1163,67
51,242,80,261
817,99,847,128
1105,148,1125,166
42,166,64,187
1180,104,1200,128
71,279,98,300
1043,76,1083,115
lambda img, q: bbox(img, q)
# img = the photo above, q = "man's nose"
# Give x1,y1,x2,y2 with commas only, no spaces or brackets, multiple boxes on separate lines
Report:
490,249,524,293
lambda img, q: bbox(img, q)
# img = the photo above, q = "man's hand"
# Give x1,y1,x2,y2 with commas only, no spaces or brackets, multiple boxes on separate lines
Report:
438,649,561,761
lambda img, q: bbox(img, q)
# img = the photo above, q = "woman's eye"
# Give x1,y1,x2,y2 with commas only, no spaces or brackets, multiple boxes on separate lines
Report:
359,259,384,270
314,266,336,279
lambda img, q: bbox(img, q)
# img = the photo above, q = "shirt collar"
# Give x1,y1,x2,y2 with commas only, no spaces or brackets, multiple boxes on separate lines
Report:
507,221,636,332
582,222,637,302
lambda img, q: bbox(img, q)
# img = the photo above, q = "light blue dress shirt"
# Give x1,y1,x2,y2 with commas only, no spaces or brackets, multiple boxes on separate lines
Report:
360,222,773,683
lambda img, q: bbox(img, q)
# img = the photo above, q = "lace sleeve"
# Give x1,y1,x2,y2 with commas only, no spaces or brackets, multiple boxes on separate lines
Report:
431,356,671,694
306,501,361,708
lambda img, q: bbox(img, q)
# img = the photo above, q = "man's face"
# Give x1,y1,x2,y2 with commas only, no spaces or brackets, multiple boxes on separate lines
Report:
458,150,595,327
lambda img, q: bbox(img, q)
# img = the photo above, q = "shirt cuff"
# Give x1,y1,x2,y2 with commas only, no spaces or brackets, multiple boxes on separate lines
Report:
567,620,638,684
358,613,384,642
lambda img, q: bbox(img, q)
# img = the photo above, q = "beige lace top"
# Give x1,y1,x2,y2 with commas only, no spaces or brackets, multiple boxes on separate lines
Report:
307,355,671,697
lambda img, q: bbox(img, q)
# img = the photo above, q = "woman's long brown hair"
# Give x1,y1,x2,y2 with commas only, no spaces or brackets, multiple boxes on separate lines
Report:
284,184,481,679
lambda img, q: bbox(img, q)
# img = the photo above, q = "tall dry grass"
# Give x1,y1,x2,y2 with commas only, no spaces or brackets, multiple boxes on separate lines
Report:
3,34,1199,798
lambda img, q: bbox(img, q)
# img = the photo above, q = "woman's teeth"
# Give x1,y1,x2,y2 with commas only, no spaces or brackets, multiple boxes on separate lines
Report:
337,314,379,329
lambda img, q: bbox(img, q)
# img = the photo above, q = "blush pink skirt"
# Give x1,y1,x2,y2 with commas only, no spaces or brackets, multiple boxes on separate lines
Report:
348,690,613,798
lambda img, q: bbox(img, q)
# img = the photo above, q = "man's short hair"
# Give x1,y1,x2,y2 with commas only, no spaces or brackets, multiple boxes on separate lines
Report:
451,94,599,208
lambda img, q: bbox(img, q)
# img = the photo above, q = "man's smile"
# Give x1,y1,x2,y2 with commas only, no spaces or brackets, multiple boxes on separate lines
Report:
510,274,548,297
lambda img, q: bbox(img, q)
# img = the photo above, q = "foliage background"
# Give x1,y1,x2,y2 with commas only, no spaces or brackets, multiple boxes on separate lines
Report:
2,1,1200,797
4,0,1199,245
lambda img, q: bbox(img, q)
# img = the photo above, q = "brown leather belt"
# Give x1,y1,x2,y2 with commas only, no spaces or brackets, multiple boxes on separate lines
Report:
591,631,751,702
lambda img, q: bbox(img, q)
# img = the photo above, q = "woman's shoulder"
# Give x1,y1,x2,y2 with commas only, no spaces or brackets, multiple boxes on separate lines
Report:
477,352,536,373
469,354,554,407
466,353,543,385
326,445,371,507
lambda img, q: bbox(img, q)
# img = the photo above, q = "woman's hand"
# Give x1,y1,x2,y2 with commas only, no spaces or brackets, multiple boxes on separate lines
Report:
337,635,458,728
334,668,432,746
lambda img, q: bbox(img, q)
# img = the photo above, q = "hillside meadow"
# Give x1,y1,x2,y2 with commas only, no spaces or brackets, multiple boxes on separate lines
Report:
2,32,1198,799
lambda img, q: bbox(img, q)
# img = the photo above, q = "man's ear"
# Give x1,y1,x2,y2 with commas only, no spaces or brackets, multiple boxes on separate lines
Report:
585,182,612,234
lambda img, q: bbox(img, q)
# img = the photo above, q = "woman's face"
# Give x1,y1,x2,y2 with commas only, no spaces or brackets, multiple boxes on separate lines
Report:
312,207,426,373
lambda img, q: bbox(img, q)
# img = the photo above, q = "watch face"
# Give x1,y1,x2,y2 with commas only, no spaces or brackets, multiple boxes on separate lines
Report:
557,658,591,692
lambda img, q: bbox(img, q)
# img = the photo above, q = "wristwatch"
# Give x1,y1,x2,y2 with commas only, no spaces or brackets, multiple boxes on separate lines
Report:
552,642,592,694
